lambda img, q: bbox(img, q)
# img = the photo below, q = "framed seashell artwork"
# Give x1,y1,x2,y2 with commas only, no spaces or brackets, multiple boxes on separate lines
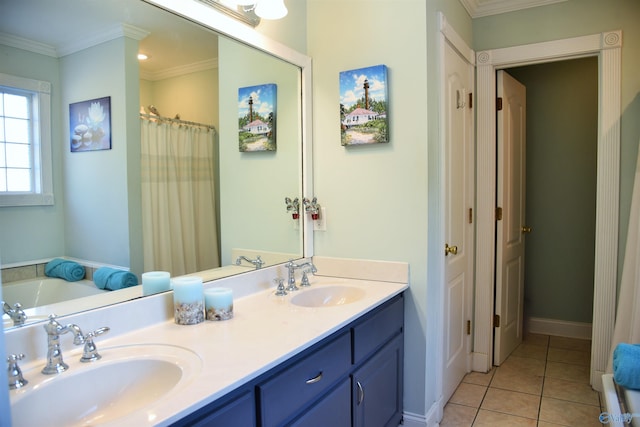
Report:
69,96,112,152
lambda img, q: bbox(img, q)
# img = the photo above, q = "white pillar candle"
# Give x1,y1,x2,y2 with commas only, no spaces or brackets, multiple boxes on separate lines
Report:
205,287,233,321
172,276,204,325
141,271,171,296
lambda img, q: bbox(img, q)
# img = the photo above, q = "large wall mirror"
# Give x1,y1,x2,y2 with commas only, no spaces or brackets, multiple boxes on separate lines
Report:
0,0,311,329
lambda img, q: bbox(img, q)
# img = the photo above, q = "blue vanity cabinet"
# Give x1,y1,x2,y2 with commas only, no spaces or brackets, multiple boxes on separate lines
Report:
257,331,352,427
169,293,404,427
170,388,255,427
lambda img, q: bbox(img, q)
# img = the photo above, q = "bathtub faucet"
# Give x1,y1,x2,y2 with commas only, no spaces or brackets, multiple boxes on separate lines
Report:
2,301,26,326
235,255,264,269
42,315,86,374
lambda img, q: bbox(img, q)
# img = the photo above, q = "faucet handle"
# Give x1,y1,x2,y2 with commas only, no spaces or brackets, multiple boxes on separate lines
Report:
7,353,28,389
300,271,311,287
80,327,110,363
274,278,287,296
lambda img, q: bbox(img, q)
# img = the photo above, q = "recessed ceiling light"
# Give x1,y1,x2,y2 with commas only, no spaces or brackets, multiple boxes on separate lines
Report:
137,53,149,61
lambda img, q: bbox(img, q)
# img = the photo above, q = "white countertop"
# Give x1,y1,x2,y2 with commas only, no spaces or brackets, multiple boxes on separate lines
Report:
9,275,407,426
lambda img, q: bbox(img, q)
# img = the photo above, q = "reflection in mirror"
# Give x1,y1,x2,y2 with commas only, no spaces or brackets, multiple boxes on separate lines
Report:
0,0,304,329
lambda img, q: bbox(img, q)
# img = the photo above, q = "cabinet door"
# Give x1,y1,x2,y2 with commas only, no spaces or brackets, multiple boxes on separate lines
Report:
173,390,255,427
290,378,351,427
352,334,403,427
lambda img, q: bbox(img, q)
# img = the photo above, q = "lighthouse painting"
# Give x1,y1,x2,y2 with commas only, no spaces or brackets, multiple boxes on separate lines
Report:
339,64,388,146
238,83,277,152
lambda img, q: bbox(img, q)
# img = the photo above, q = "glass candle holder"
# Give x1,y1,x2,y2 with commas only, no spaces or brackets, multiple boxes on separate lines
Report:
141,271,171,296
172,276,204,325
205,287,233,321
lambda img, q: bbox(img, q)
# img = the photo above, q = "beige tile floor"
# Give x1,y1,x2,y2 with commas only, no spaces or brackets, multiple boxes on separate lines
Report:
441,334,604,426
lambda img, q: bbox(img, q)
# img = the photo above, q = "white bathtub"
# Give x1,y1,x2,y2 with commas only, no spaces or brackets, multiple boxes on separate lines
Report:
2,277,107,310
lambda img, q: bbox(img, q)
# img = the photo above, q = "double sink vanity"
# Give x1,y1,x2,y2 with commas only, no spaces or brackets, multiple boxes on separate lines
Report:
5,257,408,426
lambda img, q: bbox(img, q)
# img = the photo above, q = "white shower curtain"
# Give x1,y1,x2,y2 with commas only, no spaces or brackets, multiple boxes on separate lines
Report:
607,138,640,372
141,118,220,277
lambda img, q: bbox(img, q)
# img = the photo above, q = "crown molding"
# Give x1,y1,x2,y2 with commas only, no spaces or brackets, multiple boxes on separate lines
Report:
57,23,149,57
460,0,568,18
140,58,218,81
0,23,149,58
0,32,58,57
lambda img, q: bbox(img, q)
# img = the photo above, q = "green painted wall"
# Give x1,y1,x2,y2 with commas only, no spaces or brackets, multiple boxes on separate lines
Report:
508,57,598,323
0,46,65,263
307,0,472,418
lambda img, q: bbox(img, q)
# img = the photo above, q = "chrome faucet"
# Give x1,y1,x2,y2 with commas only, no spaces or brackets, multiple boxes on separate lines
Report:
285,260,317,292
7,353,28,389
42,315,86,374
2,301,27,326
235,255,264,269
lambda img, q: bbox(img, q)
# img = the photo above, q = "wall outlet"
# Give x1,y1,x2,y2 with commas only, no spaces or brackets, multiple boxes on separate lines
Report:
313,207,327,231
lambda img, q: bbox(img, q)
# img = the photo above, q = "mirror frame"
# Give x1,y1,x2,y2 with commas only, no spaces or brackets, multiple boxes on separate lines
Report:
143,0,314,260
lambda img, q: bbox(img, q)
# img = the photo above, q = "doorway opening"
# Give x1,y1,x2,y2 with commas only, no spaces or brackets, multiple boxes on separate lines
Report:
493,57,599,365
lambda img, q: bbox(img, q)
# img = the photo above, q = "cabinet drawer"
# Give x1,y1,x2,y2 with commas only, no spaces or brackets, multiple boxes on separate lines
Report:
258,332,351,427
353,295,403,364
290,378,351,427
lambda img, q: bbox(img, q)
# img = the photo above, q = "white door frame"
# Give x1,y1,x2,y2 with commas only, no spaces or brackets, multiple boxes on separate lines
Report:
473,30,622,391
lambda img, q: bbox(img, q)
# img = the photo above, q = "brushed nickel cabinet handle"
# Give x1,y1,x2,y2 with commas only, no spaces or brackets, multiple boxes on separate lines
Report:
357,381,365,405
305,371,323,384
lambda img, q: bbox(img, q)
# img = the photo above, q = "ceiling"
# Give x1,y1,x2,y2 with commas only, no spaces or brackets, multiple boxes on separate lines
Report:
0,0,219,80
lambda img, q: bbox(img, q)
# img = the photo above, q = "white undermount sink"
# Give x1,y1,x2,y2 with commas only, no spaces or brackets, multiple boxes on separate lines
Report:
290,285,365,307
10,344,202,427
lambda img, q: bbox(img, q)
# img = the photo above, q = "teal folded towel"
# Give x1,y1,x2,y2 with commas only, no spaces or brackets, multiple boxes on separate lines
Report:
93,267,138,291
613,343,640,390
45,258,86,282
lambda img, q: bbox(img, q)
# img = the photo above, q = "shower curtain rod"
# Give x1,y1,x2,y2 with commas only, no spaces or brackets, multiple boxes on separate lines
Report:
140,113,216,132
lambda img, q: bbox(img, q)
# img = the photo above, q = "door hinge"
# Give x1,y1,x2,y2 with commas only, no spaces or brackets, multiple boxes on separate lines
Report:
493,314,501,328
468,208,473,224
468,92,473,109
495,207,503,221
496,97,503,111
466,320,471,335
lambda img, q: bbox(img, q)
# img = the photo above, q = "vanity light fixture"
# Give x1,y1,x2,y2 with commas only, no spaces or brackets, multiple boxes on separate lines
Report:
224,0,288,20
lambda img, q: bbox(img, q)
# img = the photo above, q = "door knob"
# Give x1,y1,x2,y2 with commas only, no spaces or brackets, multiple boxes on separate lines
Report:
445,244,458,256
521,226,532,234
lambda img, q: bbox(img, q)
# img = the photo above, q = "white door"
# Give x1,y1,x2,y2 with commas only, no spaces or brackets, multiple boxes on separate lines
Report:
494,70,527,365
443,39,475,402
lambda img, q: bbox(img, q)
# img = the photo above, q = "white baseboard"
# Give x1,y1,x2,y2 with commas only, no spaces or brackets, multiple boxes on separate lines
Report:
527,317,592,340
401,411,427,427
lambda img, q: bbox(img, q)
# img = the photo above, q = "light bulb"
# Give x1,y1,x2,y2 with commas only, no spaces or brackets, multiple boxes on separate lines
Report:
255,0,287,19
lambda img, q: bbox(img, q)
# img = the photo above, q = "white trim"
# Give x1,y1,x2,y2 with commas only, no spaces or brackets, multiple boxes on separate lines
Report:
474,31,622,391
0,73,54,207
527,317,593,340
460,0,568,18
0,32,57,57
140,58,219,81
401,411,428,427
57,23,149,57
